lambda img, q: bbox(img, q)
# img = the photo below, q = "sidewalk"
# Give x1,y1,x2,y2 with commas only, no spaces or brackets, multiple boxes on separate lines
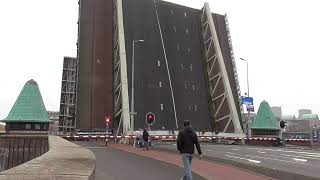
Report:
108,143,272,180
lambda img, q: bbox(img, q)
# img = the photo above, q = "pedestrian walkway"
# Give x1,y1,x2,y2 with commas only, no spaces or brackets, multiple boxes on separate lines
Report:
109,143,272,180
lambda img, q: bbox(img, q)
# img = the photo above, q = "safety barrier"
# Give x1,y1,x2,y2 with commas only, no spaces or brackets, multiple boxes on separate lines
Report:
60,135,315,146
60,135,282,141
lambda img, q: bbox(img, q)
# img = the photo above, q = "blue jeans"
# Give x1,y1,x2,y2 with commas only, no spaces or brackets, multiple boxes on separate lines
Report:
181,154,193,180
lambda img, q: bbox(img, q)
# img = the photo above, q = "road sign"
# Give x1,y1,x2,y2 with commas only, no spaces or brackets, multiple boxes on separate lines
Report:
246,105,254,112
242,96,253,105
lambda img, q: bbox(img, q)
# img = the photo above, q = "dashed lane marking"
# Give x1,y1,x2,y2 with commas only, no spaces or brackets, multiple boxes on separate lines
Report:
225,155,261,164
292,158,308,162
280,154,320,161
257,151,266,154
247,147,320,156
226,152,235,155
245,155,308,165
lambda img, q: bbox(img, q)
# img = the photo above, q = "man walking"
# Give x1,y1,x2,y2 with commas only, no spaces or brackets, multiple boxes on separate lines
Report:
143,128,149,150
177,120,203,180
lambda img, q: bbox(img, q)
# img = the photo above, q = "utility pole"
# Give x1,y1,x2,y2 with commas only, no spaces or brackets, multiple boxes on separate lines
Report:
240,58,250,136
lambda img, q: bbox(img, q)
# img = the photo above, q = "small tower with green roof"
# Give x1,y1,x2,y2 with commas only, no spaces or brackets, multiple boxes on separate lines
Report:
251,100,280,137
2,79,52,134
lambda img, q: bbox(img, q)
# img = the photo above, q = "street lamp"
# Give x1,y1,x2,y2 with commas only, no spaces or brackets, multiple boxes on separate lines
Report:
131,39,144,135
240,58,249,97
240,58,250,136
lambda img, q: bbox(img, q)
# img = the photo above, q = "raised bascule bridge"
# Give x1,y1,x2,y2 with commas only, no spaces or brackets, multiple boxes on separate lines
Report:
59,0,245,139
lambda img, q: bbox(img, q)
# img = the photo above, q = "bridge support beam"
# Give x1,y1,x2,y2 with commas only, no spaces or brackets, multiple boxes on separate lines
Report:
200,3,244,137
113,0,131,136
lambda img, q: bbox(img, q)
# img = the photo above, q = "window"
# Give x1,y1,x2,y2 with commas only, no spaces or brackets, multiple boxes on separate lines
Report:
25,124,31,130
35,124,40,130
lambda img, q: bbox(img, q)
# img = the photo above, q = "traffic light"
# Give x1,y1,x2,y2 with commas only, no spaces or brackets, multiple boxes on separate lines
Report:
105,116,111,127
146,112,155,125
280,120,286,129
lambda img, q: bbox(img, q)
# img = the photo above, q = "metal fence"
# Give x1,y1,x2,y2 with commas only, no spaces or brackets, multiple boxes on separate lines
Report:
0,148,8,171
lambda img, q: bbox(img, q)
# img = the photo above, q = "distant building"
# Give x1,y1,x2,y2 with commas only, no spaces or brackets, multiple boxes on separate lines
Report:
271,106,282,121
48,111,59,134
251,101,280,137
298,109,312,119
242,113,256,136
1,79,52,134
281,115,296,121
283,114,320,139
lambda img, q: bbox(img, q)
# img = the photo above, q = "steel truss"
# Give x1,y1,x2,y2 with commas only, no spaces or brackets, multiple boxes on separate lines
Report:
200,3,244,135
224,15,244,120
113,0,131,135
59,57,78,133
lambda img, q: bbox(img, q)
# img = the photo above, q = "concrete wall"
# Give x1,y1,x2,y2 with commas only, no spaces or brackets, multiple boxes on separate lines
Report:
0,136,95,180
0,134,48,171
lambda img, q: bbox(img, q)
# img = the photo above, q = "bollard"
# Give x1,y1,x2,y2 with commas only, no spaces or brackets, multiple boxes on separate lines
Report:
133,138,136,148
105,138,108,147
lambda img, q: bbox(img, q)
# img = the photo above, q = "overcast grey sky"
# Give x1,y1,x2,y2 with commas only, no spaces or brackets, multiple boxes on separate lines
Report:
0,0,319,119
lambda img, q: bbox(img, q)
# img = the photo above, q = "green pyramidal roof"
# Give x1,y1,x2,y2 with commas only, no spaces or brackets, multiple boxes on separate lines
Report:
3,79,51,123
251,101,280,130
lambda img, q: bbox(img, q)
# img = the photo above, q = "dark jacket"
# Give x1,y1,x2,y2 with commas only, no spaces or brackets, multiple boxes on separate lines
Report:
177,127,202,155
143,130,149,142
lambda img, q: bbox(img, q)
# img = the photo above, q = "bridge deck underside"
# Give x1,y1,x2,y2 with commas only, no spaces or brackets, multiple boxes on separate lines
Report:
121,0,242,132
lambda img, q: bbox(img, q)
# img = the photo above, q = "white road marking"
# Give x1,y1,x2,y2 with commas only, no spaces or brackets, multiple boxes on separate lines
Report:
225,155,261,164
248,147,320,156
292,158,308,162
226,152,235,155
248,159,262,163
280,154,320,161
231,148,239,151
245,155,308,165
257,151,266,154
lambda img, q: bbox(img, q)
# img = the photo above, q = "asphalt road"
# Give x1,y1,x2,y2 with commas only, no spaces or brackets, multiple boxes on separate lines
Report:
74,141,205,180
155,142,320,179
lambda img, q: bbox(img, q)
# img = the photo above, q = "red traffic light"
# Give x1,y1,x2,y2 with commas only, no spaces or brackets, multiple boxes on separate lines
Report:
105,116,111,125
146,112,155,125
